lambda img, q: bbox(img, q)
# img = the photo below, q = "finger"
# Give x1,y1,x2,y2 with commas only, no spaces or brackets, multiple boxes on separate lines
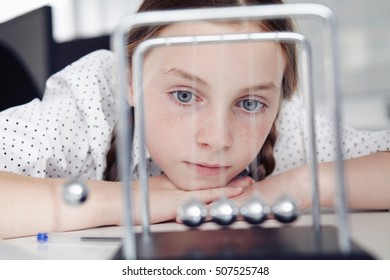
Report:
226,176,254,188
192,186,243,204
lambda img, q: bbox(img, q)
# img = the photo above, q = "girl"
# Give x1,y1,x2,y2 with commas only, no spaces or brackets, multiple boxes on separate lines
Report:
0,0,389,239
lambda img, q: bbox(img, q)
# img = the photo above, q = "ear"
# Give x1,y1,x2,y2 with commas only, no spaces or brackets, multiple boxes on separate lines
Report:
127,72,135,107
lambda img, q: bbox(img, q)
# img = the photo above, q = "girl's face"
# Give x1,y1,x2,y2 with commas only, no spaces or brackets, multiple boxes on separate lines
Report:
129,22,285,190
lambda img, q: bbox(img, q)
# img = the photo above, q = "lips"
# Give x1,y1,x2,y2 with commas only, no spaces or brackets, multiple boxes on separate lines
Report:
184,161,230,176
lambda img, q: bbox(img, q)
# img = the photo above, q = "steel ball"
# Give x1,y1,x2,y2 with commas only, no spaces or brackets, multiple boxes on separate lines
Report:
271,195,299,223
240,195,270,225
210,198,238,226
62,180,89,206
177,198,207,228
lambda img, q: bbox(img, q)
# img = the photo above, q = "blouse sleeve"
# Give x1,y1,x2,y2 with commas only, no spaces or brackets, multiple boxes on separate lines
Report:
273,94,390,175
0,50,117,180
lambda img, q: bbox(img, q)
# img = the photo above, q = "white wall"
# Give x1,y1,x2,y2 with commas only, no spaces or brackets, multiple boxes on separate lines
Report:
286,0,390,130
0,0,143,42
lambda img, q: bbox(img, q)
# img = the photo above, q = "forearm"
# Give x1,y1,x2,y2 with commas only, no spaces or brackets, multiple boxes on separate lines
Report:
340,152,390,209
285,152,390,210
246,152,390,211
0,171,122,239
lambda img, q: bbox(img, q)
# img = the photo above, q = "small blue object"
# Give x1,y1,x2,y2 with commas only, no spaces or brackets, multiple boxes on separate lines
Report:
36,232,49,243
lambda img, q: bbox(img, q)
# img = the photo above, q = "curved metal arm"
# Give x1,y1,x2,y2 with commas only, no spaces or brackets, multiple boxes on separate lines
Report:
112,3,349,259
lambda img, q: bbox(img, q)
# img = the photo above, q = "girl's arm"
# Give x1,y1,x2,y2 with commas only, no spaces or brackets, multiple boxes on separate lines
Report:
0,171,121,239
233,152,390,210
0,172,245,239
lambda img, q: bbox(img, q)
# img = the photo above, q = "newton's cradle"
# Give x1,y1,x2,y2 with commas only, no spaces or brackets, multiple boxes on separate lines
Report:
63,3,374,259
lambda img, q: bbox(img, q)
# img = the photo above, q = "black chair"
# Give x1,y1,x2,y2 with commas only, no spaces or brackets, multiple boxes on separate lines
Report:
52,34,110,74
0,5,110,111
0,43,40,111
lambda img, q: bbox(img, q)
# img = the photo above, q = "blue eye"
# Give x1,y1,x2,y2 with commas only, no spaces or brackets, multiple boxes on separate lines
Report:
173,91,195,103
238,99,264,112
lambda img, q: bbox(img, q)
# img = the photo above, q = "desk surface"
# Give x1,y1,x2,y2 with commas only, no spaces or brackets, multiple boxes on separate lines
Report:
1,211,390,260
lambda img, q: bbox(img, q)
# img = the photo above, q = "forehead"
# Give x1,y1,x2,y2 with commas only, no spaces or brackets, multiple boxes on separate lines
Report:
158,20,263,36
148,21,285,62
143,21,286,83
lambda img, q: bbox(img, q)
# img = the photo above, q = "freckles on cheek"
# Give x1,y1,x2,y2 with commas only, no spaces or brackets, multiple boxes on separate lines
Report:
145,111,166,137
144,109,183,148
144,114,168,159
146,109,178,132
242,124,271,151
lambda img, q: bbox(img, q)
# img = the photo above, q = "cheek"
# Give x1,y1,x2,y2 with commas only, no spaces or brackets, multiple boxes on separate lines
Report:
234,118,275,163
143,101,191,164
144,108,173,152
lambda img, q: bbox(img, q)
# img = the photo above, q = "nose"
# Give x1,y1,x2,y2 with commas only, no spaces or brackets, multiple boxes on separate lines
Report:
196,109,233,152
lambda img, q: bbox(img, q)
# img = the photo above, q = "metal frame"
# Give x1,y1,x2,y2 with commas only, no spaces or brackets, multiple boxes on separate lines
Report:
112,3,349,260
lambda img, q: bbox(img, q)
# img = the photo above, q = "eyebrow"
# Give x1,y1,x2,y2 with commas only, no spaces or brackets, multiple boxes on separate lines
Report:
239,82,279,96
164,68,209,88
164,67,278,95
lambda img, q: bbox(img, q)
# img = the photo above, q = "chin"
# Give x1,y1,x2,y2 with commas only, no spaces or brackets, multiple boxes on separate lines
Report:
173,178,227,191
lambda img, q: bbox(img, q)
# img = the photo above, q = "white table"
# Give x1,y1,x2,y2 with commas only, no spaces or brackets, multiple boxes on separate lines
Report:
1,211,390,260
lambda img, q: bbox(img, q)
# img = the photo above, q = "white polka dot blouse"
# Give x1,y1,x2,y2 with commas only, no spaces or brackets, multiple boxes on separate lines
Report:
0,50,389,180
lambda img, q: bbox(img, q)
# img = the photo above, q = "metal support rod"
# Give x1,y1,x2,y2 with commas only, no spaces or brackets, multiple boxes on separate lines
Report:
112,31,137,259
299,39,321,234
322,16,351,254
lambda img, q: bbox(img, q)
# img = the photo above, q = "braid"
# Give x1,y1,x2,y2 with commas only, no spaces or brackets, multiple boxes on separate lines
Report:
103,126,120,181
103,110,134,182
249,123,277,181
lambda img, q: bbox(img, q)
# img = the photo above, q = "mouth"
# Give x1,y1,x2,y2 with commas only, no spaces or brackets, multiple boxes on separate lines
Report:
184,161,231,176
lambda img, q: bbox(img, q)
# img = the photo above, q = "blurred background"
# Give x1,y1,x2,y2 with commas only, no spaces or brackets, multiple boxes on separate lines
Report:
0,0,389,130
0,0,142,42
286,0,390,131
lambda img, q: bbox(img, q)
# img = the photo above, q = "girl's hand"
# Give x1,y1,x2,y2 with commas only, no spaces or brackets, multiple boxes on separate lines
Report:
231,166,310,210
130,174,247,225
